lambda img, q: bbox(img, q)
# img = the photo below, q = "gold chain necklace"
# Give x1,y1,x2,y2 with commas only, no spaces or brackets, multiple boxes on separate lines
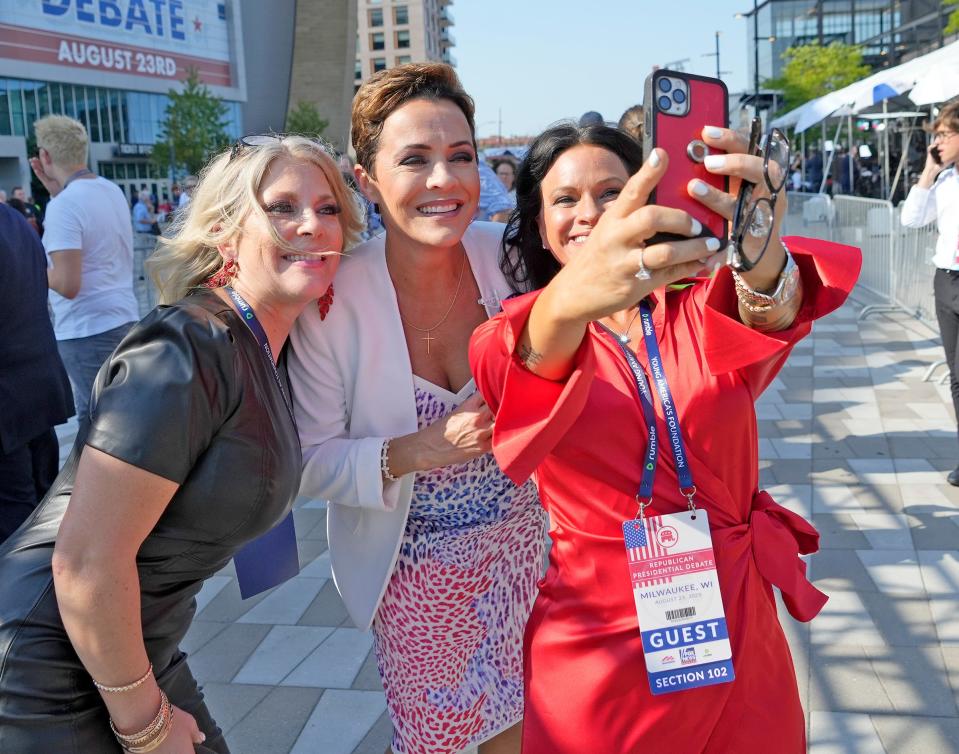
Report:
397,252,468,355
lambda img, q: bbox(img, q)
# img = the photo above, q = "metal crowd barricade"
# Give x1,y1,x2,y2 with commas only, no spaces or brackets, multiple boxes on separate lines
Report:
783,192,945,383
132,232,159,318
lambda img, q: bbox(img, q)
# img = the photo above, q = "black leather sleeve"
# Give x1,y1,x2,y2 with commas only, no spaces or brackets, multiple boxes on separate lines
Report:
84,303,239,483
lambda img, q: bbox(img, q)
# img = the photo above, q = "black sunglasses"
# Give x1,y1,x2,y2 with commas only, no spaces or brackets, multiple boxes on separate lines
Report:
726,118,790,272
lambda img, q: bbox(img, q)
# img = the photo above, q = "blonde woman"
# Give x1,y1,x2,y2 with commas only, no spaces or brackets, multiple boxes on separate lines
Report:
0,135,362,753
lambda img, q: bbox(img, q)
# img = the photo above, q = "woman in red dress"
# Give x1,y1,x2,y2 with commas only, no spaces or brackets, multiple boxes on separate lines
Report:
469,123,860,753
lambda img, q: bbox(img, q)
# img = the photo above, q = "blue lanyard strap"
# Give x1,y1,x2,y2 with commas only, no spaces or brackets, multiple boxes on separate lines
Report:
603,300,697,517
225,286,297,430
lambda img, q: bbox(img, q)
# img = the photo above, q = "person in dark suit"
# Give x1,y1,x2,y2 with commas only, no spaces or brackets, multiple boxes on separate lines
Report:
0,202,74,542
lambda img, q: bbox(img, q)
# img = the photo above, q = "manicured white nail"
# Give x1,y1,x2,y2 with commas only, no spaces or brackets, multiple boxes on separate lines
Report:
704,126,724,139
706,254,725,272
690,218,702,236
690,179,709,196
705,237,721,252
647,149,661,168
704,155,726,170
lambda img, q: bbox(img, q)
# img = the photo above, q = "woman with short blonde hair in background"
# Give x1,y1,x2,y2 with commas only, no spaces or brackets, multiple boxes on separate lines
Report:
0,135,361,752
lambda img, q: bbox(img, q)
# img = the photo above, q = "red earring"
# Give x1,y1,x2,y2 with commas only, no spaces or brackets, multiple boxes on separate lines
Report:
317,284,334,321
202,258,238,288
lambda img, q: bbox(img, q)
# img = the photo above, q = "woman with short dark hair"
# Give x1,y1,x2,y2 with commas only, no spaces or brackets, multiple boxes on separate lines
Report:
289,62,544,754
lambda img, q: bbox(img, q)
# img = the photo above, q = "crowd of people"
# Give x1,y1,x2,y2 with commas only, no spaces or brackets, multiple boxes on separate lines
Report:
6,60,959,754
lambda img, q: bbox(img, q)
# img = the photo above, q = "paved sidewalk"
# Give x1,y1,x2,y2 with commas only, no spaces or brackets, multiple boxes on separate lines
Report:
54,292,959,753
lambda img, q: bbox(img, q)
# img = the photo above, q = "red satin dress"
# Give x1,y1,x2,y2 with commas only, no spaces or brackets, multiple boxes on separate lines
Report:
469,238,861,754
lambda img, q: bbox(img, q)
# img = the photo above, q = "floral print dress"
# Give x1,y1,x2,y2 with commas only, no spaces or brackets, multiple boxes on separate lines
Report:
371,376,546,754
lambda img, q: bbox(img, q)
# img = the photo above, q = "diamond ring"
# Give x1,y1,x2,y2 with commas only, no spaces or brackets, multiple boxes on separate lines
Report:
635,250,652,280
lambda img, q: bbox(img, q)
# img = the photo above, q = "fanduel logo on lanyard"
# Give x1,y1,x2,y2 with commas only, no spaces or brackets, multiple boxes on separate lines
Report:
605,300,735,695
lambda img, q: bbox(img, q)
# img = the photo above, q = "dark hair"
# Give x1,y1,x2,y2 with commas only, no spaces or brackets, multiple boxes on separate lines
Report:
351,62,476,174
501,123,643,292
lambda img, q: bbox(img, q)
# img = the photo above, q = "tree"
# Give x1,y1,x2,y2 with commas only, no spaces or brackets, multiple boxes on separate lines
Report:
946,0,959,36
152,69,231,176
767,42,871,113
285,101,329,139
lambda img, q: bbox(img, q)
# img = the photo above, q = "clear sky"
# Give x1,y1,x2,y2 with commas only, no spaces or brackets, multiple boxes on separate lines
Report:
454,0,757,139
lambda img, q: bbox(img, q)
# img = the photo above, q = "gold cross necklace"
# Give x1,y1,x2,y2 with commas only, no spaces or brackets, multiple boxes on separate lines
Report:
397,252,468,355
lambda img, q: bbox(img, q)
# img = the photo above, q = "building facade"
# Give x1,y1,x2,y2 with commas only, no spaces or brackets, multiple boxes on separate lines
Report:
0,0,248,203
744,0,955,94
0,0,361,204
354,0,454,92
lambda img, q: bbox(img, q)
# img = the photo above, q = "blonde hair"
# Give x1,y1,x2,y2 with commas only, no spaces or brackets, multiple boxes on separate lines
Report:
34,115,88,166
148,135,365,304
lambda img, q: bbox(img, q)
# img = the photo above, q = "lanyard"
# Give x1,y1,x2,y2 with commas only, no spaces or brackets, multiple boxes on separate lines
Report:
602,300,696,519
224,286,297,430
63,168,94,189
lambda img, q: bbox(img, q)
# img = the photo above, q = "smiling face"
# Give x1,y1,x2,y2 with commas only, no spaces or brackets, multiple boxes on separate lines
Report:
224,154,343,308
358,97,479,250
537,144,630,265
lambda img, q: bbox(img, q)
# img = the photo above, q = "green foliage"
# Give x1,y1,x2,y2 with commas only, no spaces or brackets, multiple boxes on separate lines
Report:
152,69,231,176
285,101,329,138
946,0,959,36
767,42,871,113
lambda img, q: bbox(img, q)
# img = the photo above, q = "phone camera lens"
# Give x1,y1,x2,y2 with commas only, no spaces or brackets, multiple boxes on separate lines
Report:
672,89,686,104
658,96,671,111
657,78,672,93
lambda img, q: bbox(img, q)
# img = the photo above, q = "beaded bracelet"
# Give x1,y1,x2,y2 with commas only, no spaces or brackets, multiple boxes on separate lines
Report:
380,439,398,482
93,663,153,694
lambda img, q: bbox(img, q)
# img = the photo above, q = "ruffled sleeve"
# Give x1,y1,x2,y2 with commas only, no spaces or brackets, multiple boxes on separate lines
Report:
469,290,598,485
702,236,861,395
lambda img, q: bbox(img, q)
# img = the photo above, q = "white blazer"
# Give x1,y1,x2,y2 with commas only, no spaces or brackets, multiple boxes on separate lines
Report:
288,222,516,631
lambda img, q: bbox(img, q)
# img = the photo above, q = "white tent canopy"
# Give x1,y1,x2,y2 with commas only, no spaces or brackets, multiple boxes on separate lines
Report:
770,39,959,133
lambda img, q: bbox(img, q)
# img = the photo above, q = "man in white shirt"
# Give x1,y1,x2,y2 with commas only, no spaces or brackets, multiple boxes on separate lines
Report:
901,100,959,486
30,115,139,440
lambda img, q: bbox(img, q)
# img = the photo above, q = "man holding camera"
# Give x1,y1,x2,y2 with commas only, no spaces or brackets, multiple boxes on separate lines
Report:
902,100,959,486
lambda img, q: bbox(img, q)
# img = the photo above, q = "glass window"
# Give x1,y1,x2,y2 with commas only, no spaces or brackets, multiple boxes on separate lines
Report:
355,59,362,79
23,83,39,140
0,80,11,136
369,8,383,26
396,55,412,65
394,5,409,25
396,30,410,49
371,32,385,50
100,162,115,179
372,57,387,73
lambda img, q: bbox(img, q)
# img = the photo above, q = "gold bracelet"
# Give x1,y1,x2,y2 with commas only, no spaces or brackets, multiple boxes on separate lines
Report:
110,690,171,749
122,709,174,753
93,663,153,693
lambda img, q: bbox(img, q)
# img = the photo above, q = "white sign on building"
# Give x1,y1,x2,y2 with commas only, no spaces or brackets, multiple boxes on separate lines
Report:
0,0,244,98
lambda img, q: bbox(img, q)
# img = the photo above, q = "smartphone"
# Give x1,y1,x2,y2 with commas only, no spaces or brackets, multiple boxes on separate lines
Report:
931,145,943,165
643,70,729,243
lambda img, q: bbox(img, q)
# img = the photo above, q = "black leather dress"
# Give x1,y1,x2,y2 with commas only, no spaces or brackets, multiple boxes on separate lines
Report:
0,290,301,753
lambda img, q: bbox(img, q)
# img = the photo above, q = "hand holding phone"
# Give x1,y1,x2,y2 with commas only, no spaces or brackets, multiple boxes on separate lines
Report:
643,70,729,243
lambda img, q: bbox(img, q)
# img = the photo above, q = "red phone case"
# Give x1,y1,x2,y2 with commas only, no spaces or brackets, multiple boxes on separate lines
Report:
644,71,729,239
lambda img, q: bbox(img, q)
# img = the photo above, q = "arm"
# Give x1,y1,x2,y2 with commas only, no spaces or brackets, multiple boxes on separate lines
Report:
900,145,941,228
53,447,205,750
47,249,83,299
288,307,493,510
